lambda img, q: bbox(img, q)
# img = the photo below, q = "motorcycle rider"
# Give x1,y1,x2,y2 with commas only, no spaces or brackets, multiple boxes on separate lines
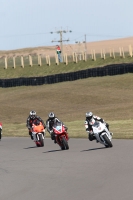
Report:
46,112,68,143
26,110,46,140
84,111,112,141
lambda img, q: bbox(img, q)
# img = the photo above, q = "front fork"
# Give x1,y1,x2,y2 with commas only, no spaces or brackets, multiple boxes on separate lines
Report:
32,132,45,141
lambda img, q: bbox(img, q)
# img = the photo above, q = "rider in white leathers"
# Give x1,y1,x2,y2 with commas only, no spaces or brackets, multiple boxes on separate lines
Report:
84,111,112,141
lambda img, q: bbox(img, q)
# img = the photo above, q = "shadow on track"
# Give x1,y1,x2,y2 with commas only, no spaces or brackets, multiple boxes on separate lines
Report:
81,147,106,152
24,146,37,149
43,149,62,153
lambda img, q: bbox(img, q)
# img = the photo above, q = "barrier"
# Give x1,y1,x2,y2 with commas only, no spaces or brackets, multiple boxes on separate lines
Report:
0,63,133,88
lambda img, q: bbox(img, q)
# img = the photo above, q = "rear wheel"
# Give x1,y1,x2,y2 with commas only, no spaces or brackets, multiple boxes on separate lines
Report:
39,134,44,147
102,134,113,148
62,137,69,150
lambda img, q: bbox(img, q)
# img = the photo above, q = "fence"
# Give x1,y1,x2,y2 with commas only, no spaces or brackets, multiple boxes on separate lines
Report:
0,45,133,68
0,63,133,88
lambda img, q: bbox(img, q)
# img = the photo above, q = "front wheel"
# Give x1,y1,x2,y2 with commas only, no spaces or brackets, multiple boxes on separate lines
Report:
102,134,113,148
38,134,44,147
62,136,69,150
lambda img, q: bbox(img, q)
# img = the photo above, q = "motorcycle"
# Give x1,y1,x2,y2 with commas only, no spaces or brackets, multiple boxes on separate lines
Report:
89,118,113,148
53,121,69,150
32,120,45,147
0,122,2,140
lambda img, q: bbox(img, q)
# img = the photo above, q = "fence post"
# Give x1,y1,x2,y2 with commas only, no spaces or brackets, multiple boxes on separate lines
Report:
21,56,24,68
91,50,93,60
129,45,132,57
38,54,42,66
119,47,122,57
100,49,102,59
55,53,59,65
73,52,75,62
84,52,87,61
29,55,33,67
93,50,96,61
13,56,16,69
46,56,48,65
82,51,85,61
4,57,8,69
103,49,105,59
39,54,42,66
46,55,50,66
112,49,115,59
91,50,96,61
110,49,112,57
48,55,50,66
64,53,68,65
75,52,78,63
122,47,125,58
101,49,105,59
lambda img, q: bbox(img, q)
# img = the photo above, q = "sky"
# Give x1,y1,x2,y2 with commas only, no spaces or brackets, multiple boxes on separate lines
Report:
0,0,133,50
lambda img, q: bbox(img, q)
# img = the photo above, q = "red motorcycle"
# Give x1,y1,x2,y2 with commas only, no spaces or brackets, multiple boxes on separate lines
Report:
53,121,69,150
32,120,45,147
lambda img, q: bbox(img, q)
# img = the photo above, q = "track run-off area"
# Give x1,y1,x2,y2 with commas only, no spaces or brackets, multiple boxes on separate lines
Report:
0,137,133,200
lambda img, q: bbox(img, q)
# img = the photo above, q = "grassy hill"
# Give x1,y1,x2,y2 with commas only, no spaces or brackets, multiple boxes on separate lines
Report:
1,73,133,139
0,55,133,79
1,37,133,139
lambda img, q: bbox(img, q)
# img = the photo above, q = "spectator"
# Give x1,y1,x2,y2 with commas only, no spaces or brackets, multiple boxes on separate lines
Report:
56,45,62,62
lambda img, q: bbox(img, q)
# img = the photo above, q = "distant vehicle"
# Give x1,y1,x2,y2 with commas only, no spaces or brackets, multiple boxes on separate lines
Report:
89,118,113,148
53,121,69,150
32,120,45,147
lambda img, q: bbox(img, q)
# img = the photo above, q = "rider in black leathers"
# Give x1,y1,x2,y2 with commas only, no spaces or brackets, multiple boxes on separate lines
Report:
46,112,68,143
26,110,46,140
84,111,111,141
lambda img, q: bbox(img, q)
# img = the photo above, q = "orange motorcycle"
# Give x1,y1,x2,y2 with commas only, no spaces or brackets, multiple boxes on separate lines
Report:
32,120,45,147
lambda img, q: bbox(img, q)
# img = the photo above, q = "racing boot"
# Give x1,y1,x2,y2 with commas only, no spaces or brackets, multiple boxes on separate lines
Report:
88,132,95,141
29,131,33,140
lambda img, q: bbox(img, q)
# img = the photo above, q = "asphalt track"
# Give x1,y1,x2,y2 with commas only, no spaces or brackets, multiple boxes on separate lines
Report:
0,137,133,200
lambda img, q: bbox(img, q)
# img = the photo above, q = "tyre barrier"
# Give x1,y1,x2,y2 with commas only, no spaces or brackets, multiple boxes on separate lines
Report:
0,63,133,88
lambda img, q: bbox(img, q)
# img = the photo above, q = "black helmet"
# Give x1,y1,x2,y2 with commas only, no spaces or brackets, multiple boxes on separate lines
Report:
86,112,93,120
30,110,36,119
48,112,55,119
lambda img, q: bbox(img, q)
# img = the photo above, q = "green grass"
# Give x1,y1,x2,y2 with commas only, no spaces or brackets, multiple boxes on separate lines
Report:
2,120,133,139
0,53,133,79
0,73,133,139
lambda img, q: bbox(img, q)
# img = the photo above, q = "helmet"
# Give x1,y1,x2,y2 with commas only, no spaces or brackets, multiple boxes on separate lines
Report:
48,112,55,119
30,110,36,119
86,112,93,120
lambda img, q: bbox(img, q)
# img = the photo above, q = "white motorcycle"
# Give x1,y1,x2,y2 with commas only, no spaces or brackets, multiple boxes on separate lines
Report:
89,118,113,148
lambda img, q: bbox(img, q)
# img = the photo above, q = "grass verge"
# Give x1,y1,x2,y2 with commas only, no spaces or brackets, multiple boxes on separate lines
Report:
2,120,133,139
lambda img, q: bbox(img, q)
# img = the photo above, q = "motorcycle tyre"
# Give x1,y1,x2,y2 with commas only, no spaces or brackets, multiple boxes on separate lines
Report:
102,134,113,148
62,136,69,150
39,134,44,147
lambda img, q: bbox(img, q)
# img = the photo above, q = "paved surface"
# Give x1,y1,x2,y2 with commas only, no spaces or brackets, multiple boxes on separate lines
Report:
0,137,133,200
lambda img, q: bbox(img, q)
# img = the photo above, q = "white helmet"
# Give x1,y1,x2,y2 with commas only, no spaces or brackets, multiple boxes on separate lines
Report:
48,112,55,119
30,110,36,119
86,112,93,120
